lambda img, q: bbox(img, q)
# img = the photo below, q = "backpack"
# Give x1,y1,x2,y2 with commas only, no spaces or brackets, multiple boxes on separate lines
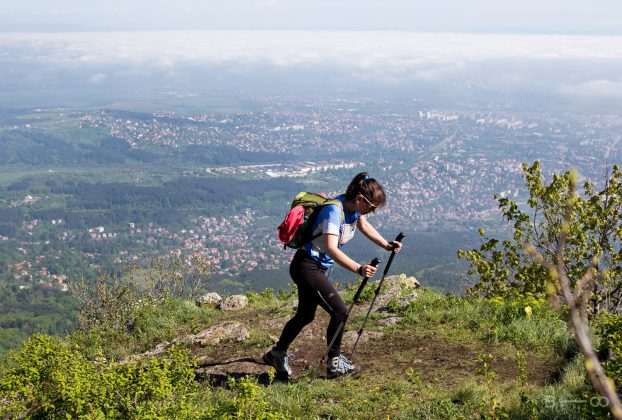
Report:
277,192,345,249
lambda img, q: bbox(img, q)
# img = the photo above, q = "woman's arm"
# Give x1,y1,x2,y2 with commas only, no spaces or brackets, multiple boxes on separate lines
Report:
322,234,378,278
357,215,403,252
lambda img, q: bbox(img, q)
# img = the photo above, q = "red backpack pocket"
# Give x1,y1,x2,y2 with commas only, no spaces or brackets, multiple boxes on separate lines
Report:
277,205,306,245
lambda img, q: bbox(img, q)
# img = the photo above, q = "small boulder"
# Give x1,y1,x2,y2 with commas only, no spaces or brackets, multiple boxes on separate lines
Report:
192,321,250,345
396,292,419,309
374,274,420,310
196,359,268,380
219,294,249,311
196,292,222,307
120,341,172,364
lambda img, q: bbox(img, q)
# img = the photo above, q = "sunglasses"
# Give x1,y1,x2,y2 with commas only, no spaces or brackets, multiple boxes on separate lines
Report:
359,194,379,209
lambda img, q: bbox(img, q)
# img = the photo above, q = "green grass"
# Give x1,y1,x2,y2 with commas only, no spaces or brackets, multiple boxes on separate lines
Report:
131,299,218,349
396,288,573,355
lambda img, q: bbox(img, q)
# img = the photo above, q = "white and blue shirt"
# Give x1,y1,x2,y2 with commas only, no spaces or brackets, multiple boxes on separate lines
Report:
303,194,361,269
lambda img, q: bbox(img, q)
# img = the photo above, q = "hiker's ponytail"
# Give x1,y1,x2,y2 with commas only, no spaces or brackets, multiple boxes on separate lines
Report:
345,172,386,207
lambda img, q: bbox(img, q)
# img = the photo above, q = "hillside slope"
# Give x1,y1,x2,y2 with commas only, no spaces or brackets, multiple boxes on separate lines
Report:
0,275,609,419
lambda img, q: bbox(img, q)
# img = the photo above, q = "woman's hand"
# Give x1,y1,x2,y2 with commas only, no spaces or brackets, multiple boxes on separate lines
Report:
358,263,378,278
384,240,402,253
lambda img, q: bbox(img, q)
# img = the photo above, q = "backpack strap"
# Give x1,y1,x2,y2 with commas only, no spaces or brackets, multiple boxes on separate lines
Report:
307,198,345,243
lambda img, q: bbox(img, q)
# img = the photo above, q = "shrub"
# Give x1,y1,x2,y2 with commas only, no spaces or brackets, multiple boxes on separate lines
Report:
214,375,284,419
245,288,283,309
70,257,217,360
594,313,622,390
0,334,100,418
0,334,209,418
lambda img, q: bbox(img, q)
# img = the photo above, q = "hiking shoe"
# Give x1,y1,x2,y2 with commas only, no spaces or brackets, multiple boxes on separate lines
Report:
326,354,356,379
262,347,293,376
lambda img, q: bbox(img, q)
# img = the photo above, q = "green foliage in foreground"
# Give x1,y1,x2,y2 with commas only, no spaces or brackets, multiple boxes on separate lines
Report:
0,335,204,418
0,335,288,419
1,286,618,419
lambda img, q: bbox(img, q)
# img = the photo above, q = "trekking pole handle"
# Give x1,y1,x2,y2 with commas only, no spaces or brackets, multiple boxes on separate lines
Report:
369,257,382,269
392,232,405,248
364,257,382,273
383,232,405,276
352,257,381,303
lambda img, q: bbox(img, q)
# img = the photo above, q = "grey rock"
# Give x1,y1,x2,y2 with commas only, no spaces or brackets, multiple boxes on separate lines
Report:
192,321,250,345
219,294,249,311
196,292,222,307
374,274,420,310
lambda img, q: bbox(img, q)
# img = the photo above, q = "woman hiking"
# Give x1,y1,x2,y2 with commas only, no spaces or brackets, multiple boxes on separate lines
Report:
263,172,402,379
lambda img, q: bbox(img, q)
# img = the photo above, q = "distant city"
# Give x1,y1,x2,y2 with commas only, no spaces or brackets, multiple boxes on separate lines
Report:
1,95,621,289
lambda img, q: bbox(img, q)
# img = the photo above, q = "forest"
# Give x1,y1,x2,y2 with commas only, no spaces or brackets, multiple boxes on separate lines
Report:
0,129,296,166
2,174,300,227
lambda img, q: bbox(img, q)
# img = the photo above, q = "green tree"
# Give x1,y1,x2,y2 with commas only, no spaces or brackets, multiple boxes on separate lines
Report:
459,161,622,314
459,161,622,418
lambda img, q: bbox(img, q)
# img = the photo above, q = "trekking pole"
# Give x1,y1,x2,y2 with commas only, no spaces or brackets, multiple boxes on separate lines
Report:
350,232,405,361
322,257,382,364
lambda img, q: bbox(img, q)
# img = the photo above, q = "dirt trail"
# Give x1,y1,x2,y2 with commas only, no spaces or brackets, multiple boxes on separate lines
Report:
193,308,562,387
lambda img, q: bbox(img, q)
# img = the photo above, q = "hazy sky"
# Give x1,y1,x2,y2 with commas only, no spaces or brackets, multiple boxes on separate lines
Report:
2,31,621,105
1,0,621,34
1,3,622,110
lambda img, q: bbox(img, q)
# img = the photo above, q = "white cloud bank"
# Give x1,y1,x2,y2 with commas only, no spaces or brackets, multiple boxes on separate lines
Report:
559,79,622,100
1,31,622,104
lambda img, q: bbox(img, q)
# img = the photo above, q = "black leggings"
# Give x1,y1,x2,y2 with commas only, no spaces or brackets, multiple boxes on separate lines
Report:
276,249,348,358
